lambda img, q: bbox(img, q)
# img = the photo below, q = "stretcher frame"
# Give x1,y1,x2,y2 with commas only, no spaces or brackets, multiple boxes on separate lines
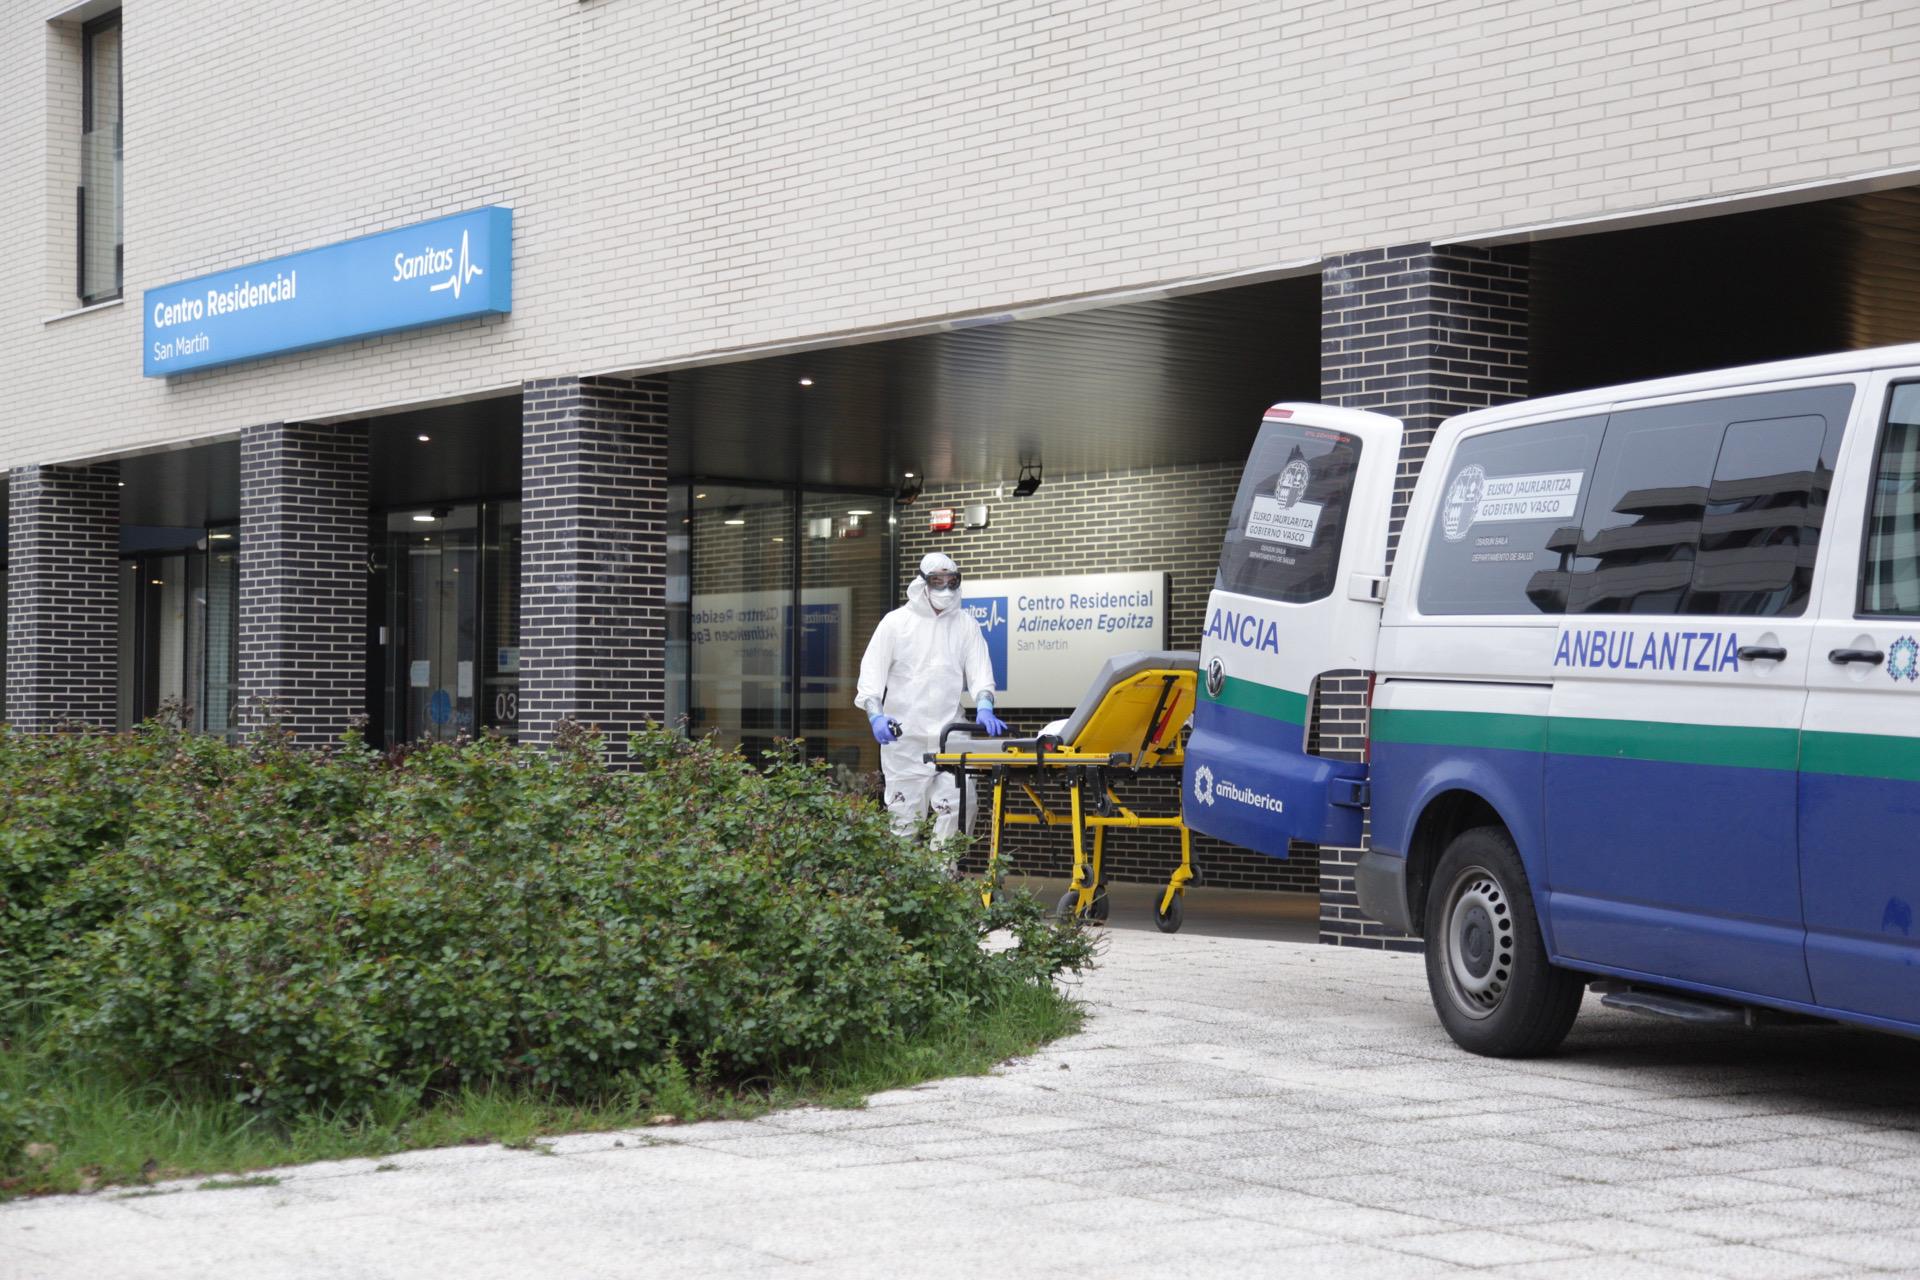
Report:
924,665,1197,932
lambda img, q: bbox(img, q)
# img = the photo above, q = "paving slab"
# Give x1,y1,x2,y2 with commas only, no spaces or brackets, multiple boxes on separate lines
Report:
11,926,1920,1278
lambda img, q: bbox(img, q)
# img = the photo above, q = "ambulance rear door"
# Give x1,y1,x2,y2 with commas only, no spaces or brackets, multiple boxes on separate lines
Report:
1184,404,1403,854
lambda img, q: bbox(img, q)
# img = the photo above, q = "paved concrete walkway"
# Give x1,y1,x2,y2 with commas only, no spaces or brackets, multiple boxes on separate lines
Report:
10,929,1920,1279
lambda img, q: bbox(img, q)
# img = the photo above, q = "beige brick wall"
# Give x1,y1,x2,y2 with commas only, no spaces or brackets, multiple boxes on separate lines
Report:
3,0,1916,468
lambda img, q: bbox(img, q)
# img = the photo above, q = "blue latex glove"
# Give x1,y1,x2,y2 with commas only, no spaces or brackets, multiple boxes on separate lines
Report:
869,713,899,745
976,703,1008,737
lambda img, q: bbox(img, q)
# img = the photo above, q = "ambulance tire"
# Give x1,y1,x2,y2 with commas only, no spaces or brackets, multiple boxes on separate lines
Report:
1425,826,1582,1058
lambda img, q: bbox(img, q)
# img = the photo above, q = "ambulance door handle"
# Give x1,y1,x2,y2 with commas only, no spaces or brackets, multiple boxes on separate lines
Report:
1737,645,1787,662
1828,647,1884,665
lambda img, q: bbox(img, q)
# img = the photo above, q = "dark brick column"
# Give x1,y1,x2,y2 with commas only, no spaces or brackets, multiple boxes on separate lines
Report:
5,464,120,730
1315,242,1529,948
519,376,668,764
236,422,369,747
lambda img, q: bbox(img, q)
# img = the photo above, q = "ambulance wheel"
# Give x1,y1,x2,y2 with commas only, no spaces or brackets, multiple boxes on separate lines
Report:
1087,886,1110,924
1153,894,1184,933
1054,890,1082,922
1425,826,1582,1058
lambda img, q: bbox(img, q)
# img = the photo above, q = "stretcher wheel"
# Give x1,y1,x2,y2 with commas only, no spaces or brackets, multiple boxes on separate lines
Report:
1087,886,1110,924
1055,890,1082,922
1154,894,1184,933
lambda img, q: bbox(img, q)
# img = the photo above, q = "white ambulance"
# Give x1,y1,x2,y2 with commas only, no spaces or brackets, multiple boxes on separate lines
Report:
1185,345,1920,1055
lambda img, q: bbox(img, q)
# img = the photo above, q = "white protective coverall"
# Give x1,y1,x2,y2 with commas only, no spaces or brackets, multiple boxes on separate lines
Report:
855,571,997,842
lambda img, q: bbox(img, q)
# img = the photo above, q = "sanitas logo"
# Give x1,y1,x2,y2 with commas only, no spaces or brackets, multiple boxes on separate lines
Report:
965,598,1007,634
393,229,485,299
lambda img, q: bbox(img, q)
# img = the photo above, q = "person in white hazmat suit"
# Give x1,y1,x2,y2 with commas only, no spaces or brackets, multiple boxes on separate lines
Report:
856,552,1009,843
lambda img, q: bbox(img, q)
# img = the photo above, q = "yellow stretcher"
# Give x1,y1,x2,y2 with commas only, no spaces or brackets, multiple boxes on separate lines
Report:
925,651,1200,933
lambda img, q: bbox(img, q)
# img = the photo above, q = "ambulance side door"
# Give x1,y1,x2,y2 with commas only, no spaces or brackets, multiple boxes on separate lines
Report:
1800,374,1920,1025
1185,404,1402,855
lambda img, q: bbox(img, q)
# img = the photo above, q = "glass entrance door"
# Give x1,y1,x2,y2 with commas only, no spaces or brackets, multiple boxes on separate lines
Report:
382,502,520,744
672,482,893,777
117,534,239,735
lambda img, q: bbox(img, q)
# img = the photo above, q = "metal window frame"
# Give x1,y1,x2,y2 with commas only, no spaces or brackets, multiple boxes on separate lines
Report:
77,8,123,305
1856,378,1920,621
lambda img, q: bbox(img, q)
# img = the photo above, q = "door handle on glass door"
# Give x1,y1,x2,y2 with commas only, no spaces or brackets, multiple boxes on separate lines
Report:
1828,648,1885,665
1737,645,1787,662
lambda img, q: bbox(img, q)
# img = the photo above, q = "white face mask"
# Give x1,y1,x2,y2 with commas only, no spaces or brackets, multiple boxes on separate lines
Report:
929,587,958,611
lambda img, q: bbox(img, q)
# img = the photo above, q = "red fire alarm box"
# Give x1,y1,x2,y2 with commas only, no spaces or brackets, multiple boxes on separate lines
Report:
928,507,956,532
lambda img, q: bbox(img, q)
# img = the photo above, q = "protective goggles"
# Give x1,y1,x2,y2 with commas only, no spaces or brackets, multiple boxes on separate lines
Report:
919,568,962,591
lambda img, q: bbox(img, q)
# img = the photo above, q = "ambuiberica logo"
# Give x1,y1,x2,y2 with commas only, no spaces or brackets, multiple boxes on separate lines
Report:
1192,764,1284,814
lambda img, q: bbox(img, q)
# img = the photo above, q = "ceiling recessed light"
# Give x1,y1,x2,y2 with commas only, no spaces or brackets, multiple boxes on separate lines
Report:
209,531,233,541
696,492,708,500
412,514,436,523
771,536,785,543
724,518,746,527
150,579,164,586
117,480,125,488
903,472,915,479
416,433,431,443
847,509,872,516
798,377,814,387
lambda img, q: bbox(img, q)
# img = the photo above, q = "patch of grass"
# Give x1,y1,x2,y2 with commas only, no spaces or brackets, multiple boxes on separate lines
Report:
197,1175,280,1191
0,983,1080,1200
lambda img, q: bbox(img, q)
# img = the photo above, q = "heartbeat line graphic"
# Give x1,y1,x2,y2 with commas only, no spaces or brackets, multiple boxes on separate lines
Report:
429,230,484,299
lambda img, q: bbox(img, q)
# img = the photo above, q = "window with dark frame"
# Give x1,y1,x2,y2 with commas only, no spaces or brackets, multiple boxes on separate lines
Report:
1861,382,1920,618
1214,420,1364,605
1563,385,1851,618
78,9,123,305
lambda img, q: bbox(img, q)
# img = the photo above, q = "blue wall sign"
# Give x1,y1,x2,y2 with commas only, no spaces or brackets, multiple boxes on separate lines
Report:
143,207,512,377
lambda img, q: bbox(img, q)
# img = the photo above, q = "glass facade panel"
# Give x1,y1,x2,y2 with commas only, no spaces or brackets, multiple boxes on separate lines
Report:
480,502,521,733
671,482,893,772
687,486,795,757
666,489,691,731
202,534,239,736
799,492,891,781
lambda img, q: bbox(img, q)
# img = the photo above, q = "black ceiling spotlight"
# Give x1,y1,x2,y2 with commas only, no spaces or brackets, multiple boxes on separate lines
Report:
895,472,923,506
1012,463,1043,498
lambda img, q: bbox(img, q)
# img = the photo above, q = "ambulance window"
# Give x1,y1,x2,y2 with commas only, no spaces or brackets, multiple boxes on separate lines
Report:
1416,415,1605,615
1684,404,1842,617
1861,381,1920,618
1567,385,1851,616
1215,421,1362,603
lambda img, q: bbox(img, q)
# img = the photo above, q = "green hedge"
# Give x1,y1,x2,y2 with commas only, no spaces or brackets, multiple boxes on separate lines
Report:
0,722,1090,1149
